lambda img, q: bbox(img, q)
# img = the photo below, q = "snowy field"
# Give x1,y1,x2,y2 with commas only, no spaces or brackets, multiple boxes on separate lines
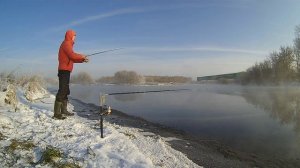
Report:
0,85,201,168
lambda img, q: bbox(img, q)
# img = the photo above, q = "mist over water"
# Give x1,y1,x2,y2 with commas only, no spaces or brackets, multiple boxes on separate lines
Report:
70,84,300,161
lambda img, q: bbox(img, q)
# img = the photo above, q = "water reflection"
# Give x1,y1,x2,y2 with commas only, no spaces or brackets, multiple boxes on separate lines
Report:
242,87,300,150
113,94,142,102
70,84,93,100
242,87,300,134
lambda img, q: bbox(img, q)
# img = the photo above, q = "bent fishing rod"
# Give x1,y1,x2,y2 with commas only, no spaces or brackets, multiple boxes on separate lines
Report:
86,48,123,57
98,88,190,138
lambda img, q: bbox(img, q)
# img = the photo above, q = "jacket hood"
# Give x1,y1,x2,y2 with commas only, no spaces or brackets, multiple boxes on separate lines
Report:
65,30,76,41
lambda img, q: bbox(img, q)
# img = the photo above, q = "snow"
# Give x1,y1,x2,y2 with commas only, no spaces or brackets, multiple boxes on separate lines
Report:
0,86,201,168
24,82,49,102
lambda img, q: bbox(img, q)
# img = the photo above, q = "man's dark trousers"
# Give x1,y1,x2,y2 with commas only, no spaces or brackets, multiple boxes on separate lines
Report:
56,70,70,102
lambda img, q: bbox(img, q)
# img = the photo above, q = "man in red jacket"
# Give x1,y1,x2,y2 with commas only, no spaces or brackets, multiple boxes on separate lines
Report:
54,30,89,120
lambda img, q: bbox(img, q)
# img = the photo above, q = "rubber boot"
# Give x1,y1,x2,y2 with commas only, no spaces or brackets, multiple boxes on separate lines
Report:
61,100,74,116
53,100,66,120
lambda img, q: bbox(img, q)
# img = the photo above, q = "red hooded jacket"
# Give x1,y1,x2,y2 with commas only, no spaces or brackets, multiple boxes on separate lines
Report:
58,30,84,72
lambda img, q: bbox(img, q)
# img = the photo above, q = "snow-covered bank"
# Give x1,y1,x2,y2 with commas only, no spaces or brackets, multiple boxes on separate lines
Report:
0,86,201,167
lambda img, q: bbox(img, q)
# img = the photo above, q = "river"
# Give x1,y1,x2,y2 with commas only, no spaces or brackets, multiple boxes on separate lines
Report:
70,83,300,163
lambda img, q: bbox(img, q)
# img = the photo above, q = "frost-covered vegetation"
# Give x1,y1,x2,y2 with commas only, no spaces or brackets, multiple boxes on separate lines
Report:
70,71,95,85
96,70,192,84
145,75,192,84
241,25,300,85
114,70,145,84
96,70,145,84
0,72,49,111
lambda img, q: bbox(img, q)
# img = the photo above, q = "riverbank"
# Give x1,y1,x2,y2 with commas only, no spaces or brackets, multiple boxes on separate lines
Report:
0,86,202,167
0,85,291,167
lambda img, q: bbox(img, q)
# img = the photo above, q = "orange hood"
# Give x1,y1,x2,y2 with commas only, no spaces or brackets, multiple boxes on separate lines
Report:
65,30,76,42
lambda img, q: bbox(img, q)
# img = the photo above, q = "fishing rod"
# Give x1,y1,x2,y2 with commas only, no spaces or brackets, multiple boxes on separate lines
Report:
98,88,189,138
86,48,123,57
107,88,190,95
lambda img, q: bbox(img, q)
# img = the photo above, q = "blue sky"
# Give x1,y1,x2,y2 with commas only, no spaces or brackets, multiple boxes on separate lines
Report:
1,0,300,79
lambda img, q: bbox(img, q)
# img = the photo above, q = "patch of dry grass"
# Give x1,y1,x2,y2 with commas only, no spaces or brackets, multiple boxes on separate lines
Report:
122,131,136,139
4,84,18,111
7,139,36,152
38,146,81,168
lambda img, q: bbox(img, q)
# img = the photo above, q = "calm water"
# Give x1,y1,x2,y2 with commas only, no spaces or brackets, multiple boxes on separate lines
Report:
70,84,300,161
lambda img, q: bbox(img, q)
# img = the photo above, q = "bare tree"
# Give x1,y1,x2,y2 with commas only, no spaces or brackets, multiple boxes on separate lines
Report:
145,76,192,83
114,70,144,84
242,47,294,85
241,25,300,85
71,71,94,85
294,25,300,79
271,47,295,83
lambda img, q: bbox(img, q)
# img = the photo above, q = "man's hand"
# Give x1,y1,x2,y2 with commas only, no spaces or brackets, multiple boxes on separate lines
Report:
83,55,89,63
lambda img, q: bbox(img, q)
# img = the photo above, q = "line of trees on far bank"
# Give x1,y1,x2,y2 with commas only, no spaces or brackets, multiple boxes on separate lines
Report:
240,25,300,85
145,75,192,84
70,70,192,85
